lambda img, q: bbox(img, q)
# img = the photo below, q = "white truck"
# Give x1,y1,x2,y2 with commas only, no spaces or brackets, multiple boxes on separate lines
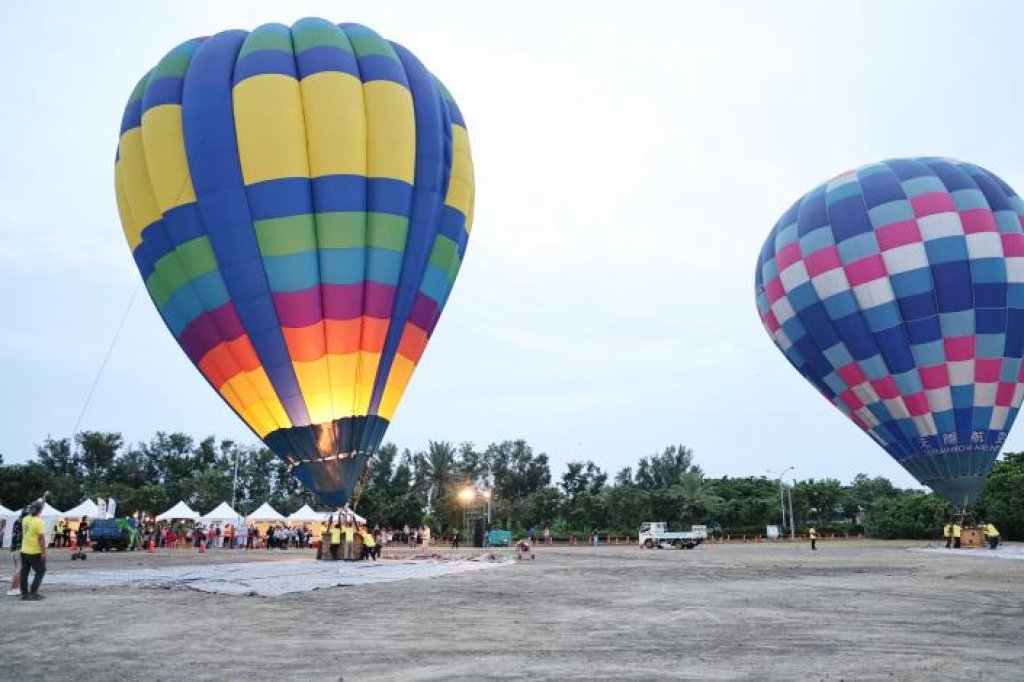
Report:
638,522,707,549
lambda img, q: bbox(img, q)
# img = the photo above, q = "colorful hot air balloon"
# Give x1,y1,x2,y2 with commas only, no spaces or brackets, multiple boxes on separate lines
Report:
755,158,1024,506
114,19,474,506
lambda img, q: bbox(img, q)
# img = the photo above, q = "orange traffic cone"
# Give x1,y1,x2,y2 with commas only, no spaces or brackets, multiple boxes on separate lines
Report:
147,539,155,553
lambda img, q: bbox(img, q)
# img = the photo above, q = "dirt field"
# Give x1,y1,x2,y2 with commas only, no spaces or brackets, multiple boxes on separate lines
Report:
1,540,1020,681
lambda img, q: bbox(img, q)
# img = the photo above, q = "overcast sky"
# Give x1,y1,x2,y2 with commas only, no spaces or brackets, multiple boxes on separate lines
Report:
3,1,1023,489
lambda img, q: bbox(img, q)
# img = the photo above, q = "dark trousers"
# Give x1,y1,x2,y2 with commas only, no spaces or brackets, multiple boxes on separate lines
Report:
330,543,339,561
811,538,816,550
20,553,45,595
989,537,999,550
945,536,952,548
954,537,961,549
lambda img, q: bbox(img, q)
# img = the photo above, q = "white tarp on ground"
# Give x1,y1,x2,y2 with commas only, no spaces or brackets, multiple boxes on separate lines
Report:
156,501,200,521
202,502,243,524
246,502,285,523
35,557,512,596
916,545,1024,561
63,499,102,519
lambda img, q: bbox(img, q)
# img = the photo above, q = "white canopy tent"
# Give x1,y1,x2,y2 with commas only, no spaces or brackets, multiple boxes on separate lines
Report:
202,502,243,524
0,504,15,549
63,499,102,519
287,504,326,523
245,502,285,523
1,502,63,547
156,501,200,522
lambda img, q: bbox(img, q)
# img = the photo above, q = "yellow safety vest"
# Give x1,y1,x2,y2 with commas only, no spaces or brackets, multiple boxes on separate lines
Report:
809,528,817,539
952,524,962,538
330,528,341,544
986,524,999,537
943,524,951,537
363,533,375,548
344,527,355,541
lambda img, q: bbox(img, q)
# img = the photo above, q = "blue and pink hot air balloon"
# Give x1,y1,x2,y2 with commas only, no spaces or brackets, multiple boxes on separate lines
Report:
756,158,1024,506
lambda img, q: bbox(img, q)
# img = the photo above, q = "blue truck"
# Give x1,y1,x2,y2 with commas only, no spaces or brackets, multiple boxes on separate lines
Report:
90,518,140,552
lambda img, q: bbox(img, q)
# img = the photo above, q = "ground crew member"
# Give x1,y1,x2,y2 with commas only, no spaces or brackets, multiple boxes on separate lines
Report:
952,522,962,549
343,522,355,561
20,501,47,600
361,527,377,561
329,523,341,561
984,522,1000,550
809,526,818,551
943,521,952,549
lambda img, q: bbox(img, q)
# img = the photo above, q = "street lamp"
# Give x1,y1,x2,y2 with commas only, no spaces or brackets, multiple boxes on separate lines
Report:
767,466,794,536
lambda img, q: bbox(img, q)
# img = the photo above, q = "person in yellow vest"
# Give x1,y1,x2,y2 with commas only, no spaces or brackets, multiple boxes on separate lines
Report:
808,526,818,551
943,521,952,549
360,527,377,561
343,522,355,561
20,500,47,600
329,521,341,561
54,519,65,549
951,521,962,549
984,521,1000,550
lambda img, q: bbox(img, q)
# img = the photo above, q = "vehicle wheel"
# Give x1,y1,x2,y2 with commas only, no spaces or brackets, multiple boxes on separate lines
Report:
643,539,653,549
685,543,695,549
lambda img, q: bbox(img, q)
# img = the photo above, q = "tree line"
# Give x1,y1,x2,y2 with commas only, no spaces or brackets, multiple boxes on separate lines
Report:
1,432,1021,540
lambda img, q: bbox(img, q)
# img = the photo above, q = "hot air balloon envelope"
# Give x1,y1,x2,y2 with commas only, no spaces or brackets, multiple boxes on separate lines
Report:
755,158,1024,506
115,19,474,506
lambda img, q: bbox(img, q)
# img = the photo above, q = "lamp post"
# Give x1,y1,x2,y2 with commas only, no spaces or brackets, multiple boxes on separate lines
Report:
767,467,794,537
787,472,796,541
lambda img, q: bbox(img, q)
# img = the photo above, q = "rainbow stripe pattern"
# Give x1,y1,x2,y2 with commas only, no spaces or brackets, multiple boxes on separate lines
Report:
114,19,474,505
755,158,1024,505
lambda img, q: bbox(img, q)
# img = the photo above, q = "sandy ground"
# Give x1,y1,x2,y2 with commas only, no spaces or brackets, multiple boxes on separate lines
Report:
1,540,1021,681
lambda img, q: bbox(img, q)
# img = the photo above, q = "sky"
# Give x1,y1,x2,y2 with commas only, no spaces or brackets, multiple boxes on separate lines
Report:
3,1,1024,490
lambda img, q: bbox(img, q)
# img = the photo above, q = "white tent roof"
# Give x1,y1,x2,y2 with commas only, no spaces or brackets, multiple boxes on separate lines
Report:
202,502,243,523
156,500,200,521
287,504,328,523
40,502,63,518
245,502,285,522
64,499,102,519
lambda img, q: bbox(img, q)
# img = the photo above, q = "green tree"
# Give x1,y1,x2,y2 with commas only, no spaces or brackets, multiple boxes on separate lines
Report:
976,452,1024,540
864,493,950,539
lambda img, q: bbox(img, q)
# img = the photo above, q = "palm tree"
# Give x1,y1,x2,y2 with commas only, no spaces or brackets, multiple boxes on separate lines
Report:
415,440,458,512
671,470,722,522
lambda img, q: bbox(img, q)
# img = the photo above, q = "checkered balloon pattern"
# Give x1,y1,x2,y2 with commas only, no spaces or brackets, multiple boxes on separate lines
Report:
755,158,1024,505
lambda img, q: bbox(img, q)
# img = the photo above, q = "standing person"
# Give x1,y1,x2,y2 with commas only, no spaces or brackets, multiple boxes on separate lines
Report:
7,508,27,597
528,526,536,545
809,526,818,551
343,521,356,561
544,526,551,546
329,521,341,561
984,521,1000,550
451,529,460,550
74,517,90,560
20,501,47,600
53,519,64,548
943,521,952,549
952,521,962,549
421,525,431,553
591,528,599,547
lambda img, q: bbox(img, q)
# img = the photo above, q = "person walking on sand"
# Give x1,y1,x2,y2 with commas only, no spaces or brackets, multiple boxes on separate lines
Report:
943,521,952,549
20,500,48,600
809,526,817,551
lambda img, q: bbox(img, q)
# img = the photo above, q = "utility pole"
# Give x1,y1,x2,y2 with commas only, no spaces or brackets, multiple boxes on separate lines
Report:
787,475,796,540
231,448,240,512
768,467,794,537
